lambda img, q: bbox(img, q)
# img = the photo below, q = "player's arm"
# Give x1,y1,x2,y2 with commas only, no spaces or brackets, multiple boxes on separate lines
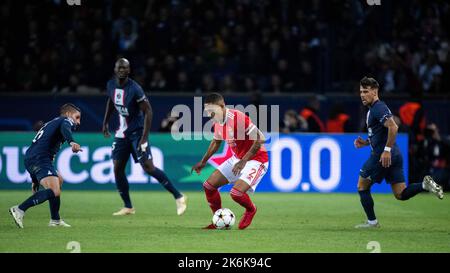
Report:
102,98,115,138
232,127,265,175
354,136,369,148
138,99,153,150
380,116,398,168
191,139,223,174
61,121,82,153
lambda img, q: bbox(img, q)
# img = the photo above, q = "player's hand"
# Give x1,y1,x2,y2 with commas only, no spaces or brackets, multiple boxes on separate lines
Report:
354,136,368,148
379,151,391,168
70,142,83,153
232,160,247,176
138,139,148,152
191,161,206,175
102,124,111,138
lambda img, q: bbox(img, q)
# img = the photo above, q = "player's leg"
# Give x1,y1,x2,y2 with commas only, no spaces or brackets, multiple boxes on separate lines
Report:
356,154,383,228
202,169,229,229
204,170,229,213
231,180,258,230
48,172,62,222
111,138,135,215
355,176,380,228
141,158,183,199
141,157,187,215
46,172,70,227
112,159,135,215
388,153,443,200
231,161,268,230
134,137,187,215
10,176,59,228
391,179,443,200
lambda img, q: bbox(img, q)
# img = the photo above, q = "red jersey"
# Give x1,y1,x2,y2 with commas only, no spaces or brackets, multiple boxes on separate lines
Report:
213,109,268,163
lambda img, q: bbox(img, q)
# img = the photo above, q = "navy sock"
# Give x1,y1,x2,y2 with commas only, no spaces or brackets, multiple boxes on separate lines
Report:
358,190,376,221
148,168,182,199
49,196,60,220
18,189,55,212
400,183,424,200
115,172,132,208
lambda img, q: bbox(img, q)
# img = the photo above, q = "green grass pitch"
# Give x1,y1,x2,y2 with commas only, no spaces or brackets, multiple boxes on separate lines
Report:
1,190,449,253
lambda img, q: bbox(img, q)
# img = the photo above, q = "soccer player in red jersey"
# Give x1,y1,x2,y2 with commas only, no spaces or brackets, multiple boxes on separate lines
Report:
192,93,269,230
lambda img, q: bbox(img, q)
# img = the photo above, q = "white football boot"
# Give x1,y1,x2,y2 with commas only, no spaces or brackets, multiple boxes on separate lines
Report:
49,219,71,227
9,206,25,228
112,207,136,216
423,176,444,200
355,221,381,229
176,195,188,216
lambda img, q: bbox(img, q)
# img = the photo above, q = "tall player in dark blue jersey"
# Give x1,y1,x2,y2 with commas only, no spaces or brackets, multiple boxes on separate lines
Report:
102,58,187,216
9,103,83,228
354,77,444,228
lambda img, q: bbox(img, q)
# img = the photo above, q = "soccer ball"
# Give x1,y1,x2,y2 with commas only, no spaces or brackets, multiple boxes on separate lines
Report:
212,208,235,229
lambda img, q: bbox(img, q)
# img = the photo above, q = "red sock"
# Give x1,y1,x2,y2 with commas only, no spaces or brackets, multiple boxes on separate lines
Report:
230,188,255,212
203,181,221,213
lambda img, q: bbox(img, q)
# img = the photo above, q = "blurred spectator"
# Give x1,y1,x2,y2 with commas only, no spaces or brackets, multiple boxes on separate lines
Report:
281,109,308,133
176,71,192,92
197,73,216,94
418,53,442,93
326,104,352,133
300,97,325,132
416,124,450,190
393,115,409,133
116,19,139,54
149,70,167,92
0,0,449,94
33,120,44,132
242,77,260,93
159,112,179,132
112,7,138,42
220,75,235,93
399,100,426,143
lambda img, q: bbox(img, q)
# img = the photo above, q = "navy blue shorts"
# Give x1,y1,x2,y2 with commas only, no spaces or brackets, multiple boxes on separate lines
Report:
359,152,405,184
111,131,152,164
24,156,58,184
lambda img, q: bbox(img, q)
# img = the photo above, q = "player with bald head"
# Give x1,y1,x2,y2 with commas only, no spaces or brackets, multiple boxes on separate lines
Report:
103,58,187,216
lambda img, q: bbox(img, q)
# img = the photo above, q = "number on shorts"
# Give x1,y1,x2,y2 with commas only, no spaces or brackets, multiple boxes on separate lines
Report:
247,168,257,181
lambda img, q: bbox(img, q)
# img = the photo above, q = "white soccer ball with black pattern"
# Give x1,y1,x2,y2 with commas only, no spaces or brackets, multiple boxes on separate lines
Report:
212,208,235,229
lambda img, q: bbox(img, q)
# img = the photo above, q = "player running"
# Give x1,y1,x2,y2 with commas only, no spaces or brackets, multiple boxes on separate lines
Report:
9,103,83,228
102,58,187,216
355,77,444,228
192,93,269,230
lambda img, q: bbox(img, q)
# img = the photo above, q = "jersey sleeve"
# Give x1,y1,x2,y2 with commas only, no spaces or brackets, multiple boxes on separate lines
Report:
375,104,393,125
60,119,75,144
134,83,147,103
234,111,257,140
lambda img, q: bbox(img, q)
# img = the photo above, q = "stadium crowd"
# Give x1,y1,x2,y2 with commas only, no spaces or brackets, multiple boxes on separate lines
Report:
0,0,449,95
0,0,448,189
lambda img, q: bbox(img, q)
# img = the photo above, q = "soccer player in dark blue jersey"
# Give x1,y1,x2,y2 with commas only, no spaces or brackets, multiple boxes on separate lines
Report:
102,58,187,216
354,77,444,228
9,103,83,228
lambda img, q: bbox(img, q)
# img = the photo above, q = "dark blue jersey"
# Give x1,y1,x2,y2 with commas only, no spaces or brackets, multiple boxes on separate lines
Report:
366,100,399,155
25,116,76,160
106,78,147,138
